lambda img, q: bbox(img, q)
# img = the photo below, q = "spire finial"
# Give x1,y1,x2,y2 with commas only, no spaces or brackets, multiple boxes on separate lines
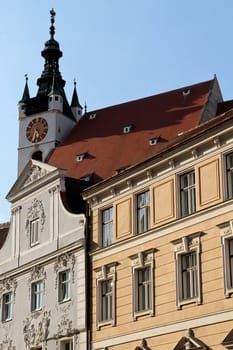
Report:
25,73,28,82
74,78,77,87
50,8,56,39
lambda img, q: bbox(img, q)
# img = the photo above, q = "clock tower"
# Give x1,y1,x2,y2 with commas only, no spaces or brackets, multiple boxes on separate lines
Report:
18,9,82,175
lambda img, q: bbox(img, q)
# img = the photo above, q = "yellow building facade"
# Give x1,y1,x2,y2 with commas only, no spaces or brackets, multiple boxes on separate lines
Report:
84,111,233,350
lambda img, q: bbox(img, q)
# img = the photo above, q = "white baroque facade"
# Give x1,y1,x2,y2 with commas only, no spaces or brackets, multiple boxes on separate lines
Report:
0,160,87,350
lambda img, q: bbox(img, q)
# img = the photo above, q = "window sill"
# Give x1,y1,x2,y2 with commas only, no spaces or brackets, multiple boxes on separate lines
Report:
177,297,200,309
133,309,154,320
97,319,114,330
59,298,71,304
2,317,12,323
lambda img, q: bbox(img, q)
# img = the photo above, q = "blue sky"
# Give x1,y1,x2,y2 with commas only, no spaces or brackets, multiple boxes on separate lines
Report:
0,0,233,222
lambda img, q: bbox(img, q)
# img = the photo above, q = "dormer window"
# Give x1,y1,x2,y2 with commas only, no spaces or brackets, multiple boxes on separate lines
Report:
123,125,133,134
89,113,96,120
76,153,86,162
149,137,159,145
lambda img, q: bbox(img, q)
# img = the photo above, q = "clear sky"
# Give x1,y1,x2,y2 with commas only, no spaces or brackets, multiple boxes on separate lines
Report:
1,0,233,222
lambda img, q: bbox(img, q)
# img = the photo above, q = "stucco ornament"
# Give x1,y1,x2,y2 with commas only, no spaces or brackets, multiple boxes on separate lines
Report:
55,314,77,338
23,311,51,348
0,277,17,301
24,165,48,187
25,198,46,237
0,335,16,350
54,252,76,286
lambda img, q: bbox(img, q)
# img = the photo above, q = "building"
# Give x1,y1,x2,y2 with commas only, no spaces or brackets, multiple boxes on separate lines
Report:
1,8,233,350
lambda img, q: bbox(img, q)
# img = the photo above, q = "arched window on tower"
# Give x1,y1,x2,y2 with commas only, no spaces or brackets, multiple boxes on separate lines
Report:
32,151,43,162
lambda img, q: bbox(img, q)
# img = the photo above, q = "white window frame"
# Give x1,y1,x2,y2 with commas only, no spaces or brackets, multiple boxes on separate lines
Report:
2,291,13,322
130,250,154,320
58,269,71,303
101,207,113,247
136,190,150,234
173,234,201,309
59,338,74,350
179,170,196,217
31,280,43,312
30,218,40,247
95,263,116,329
225,152,233,199
219,220,233,297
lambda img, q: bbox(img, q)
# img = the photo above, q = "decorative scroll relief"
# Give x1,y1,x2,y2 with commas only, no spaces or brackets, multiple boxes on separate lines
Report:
134,339,151,350
174,234,201,254
54,313,78,338
54,253,76,286
25,198,46,236
0,277,17,302
28,265,47,283
24,166,48,187
0,336,16,350
23,311,50,348
130,250,154,268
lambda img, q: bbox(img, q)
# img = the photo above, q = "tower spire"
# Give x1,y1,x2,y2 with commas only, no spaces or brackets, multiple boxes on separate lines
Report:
71,79,83,121
36,8,65,97
20,74,30,102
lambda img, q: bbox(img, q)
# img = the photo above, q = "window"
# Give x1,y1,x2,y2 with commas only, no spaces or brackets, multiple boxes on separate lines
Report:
96,263,116,329
173,234,201,309
59,270,71,302
136,267,151,312
137,191,150,233
130,250,154,319
31,280,43,311
102,207,113,247
100,280,113,322
60,340,73,350
30,218,39,246
180,171,196,217
2,292,12,321
219,220,233,297
226,153,233,199
181,252,197,300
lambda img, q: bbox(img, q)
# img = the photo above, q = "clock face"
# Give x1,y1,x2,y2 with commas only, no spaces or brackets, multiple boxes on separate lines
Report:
26,118,48,143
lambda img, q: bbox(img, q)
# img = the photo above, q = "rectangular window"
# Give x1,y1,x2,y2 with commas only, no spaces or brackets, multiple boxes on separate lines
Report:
100,280,113,322
181,252,197,300
60,340,73,350
220,222,233,297
136,267,151,312
226,153,233,199
59,270,71,302
2,292,12,321
102,207,113,247
30,218,39,246
31,281,43,311
137,191,150,233
180,171,196,216
173,235,201,309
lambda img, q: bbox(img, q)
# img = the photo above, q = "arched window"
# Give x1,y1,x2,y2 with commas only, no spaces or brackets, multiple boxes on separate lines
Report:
32,151,42,162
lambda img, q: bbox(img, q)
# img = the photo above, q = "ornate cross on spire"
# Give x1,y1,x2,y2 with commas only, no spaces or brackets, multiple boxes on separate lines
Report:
50,8,56,39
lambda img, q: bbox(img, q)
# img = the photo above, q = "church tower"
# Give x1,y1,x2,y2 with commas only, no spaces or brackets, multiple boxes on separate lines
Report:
17,9,82,175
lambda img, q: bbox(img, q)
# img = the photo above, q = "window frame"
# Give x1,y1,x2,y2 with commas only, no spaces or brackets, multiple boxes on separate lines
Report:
101,206,114,247
173,234,202,309
2,291,13,322
59,338,74,350
130,250,154,320
225,152,233,200
136,190,151,234
58,269,71,303
219,220,233,297
95,263,116,329
31,280,43,312
179,170,196,217
30,217,40,247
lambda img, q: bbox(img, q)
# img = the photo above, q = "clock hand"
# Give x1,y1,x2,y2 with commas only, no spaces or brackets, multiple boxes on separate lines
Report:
32,129,40,142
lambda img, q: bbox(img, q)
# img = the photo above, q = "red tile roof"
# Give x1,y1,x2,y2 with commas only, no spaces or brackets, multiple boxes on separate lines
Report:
48,79,217,184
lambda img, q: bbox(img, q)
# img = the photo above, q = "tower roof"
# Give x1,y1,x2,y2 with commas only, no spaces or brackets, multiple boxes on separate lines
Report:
71,80,82,109
19,75,30,103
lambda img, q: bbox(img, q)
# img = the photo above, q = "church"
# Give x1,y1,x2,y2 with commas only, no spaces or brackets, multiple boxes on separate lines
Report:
1,8,233,350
